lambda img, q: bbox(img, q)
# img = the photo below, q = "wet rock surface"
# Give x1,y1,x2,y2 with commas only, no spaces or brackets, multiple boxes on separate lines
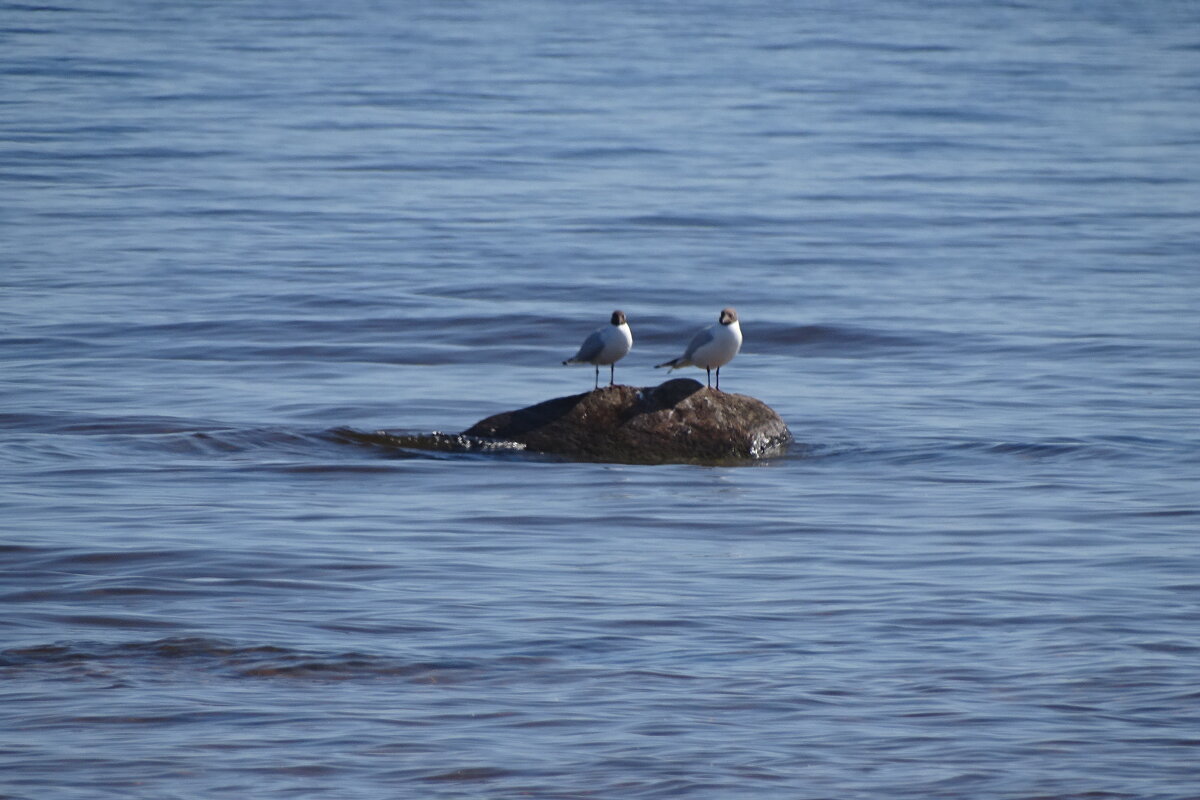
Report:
463,378,792,464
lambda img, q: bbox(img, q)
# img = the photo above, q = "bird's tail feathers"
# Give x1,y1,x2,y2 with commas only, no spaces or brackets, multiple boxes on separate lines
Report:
655,358,683,371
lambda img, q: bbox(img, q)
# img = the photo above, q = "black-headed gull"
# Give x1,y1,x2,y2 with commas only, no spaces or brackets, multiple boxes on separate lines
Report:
655,307,742,390
563,310,633,389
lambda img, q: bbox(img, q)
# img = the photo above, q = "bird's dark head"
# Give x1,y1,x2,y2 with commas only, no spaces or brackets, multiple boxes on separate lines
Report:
611,310,627,326
719,307,738,325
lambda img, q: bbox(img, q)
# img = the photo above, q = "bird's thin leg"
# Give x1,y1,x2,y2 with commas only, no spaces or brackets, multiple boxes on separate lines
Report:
609,364,615,386
706,367,712,388
593,365,599,390
715,367,720,391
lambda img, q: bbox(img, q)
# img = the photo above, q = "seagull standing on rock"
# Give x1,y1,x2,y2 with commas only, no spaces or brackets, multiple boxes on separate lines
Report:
563,310,633,390
656,307,742,390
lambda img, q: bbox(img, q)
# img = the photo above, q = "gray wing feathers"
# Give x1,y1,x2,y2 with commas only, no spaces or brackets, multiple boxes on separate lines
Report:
682,326,715,360
570,329,606,363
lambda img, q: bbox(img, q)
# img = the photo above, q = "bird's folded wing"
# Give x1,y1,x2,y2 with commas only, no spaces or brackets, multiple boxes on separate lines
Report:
570,329,606,362
682,327,714,359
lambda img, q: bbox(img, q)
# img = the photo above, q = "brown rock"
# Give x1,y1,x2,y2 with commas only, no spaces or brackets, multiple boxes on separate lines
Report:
462,378,792,464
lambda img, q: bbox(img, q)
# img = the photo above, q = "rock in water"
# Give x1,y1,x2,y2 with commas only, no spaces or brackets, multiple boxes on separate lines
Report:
463,378,792,464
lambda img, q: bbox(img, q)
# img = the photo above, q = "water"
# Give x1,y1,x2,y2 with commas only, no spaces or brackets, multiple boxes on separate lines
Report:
3,1,1199,797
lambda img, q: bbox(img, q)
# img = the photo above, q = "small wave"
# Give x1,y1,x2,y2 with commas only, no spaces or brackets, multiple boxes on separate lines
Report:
328,428,528,458
553,146,667,161
762,37,960,55
422,766,516,783
0,637,486,683
750,322,932,355
620,212,787,230
801,437,1133,467
950,439,1134,463
1,411,526,464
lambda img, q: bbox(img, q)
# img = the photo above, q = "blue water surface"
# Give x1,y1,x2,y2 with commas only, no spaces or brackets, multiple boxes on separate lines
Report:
3,1,1199,798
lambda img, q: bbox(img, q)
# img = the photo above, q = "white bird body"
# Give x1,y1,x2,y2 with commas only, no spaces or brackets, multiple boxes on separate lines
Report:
563,310,633,389
656,307,742,389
